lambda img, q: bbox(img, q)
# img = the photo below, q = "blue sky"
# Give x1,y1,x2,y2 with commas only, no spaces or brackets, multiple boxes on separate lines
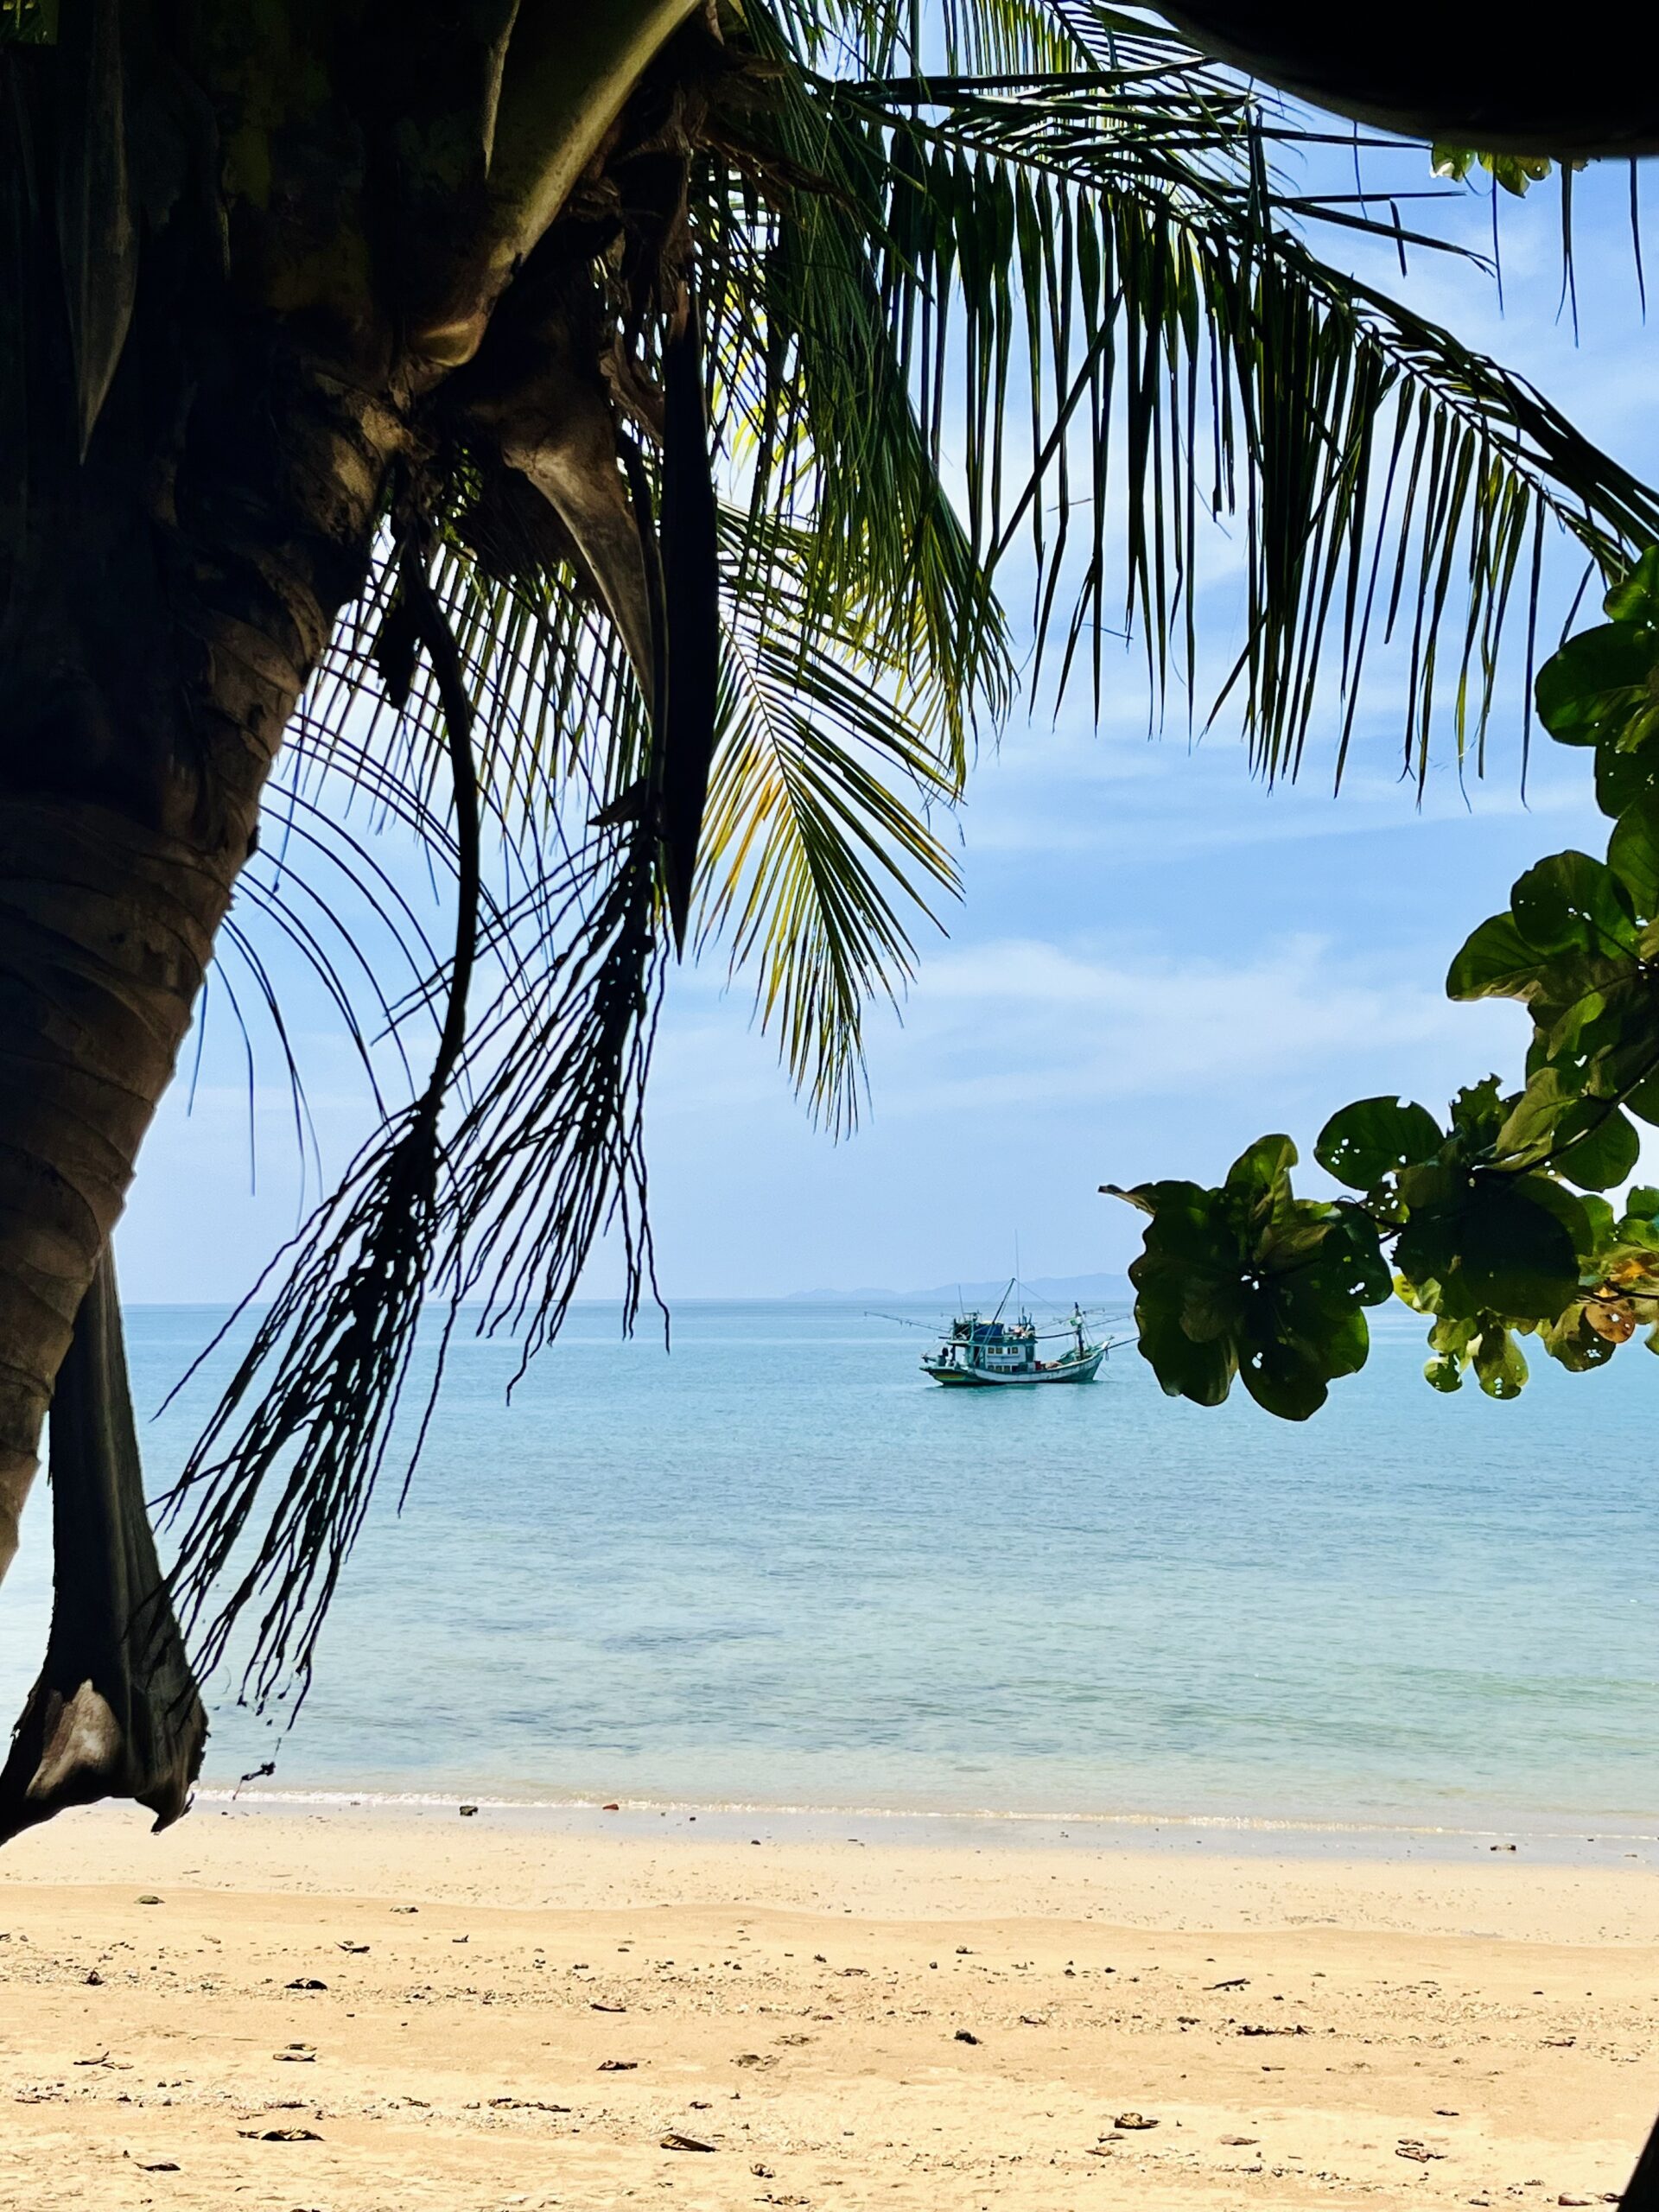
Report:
118,154,1659,1304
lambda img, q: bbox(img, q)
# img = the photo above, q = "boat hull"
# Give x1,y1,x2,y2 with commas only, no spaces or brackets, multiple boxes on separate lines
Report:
923,1346,1105,1387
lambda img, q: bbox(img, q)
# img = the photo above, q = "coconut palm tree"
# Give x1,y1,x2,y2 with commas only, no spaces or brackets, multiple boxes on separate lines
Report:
1,0,1655,1841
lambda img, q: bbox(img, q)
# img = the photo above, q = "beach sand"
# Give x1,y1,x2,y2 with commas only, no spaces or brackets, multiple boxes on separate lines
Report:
1,1800,1656,2209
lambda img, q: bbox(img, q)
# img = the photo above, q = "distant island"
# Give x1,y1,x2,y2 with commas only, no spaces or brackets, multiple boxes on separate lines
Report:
785,1273,1131,1307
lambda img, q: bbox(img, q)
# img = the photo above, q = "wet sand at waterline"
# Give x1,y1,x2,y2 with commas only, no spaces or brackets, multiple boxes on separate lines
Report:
1,1803,1656,2209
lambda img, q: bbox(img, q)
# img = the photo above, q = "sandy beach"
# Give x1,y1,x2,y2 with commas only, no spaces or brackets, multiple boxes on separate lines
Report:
0,1800,1655,2210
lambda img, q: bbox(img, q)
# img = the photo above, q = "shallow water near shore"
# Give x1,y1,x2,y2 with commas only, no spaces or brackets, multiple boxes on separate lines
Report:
2,1298,1655,1836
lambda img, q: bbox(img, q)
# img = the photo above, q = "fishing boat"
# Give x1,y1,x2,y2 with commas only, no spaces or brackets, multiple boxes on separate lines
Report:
919,1289,1112,1388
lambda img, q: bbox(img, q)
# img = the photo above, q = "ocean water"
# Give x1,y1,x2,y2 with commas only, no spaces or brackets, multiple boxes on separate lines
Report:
0,1299,1655,1837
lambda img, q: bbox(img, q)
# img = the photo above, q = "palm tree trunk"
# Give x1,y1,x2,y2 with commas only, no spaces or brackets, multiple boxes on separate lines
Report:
0,306,402,1586
0,798,231,1578
0,1249,205,1840
0,0,707,1835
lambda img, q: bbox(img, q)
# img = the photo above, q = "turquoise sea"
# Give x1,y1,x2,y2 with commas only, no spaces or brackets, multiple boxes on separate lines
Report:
0,1300,1655,1840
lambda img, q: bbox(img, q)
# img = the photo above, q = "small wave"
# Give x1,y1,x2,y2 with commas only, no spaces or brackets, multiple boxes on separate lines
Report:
191,1785,1658,1850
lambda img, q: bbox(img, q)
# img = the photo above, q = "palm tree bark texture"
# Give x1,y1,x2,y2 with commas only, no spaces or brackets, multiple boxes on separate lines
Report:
0,0,702,1828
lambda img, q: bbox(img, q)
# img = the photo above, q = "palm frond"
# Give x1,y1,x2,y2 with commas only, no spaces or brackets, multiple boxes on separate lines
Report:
700,511,962,1130
162,0,1659,1707
722,8,1659,783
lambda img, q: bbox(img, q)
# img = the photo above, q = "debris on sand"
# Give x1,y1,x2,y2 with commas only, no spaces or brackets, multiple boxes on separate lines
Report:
661,2133,716,2152
1114,2113,1158,2131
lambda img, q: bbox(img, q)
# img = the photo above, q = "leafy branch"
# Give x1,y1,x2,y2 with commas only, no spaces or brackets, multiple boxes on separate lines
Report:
1109,547,1659,1414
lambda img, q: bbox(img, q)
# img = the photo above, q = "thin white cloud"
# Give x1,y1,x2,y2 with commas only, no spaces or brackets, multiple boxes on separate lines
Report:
877,934,1504,1113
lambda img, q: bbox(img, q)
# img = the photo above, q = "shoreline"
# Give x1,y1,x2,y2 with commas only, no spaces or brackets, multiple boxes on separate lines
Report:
194,1783,1659,1871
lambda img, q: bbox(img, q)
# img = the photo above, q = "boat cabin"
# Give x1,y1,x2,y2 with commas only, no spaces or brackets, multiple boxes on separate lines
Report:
944,1315,1038,1376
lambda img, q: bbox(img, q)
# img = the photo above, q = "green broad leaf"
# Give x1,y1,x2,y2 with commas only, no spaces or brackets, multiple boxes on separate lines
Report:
1275,1209,1392,1314
1607,798,1659,918
1396,1173,1582,1322
1121,1168,1389,1420
1471,1324,1528,1400
1531,978,1634,1071
1395,1157,1460,1214
1119,1180,1225,1260
1446,915,1547,1002
1510,852,1637,960
1394,1202,1469,1313
1427,1312,1478,1357
1224,1134,1297,1197
1495,1069,1580,1162
1314,1096,1443,1191
1133,1297,1236,1407
1624,1071,1659,1126
1424,1354,1465,1392
1179,1276,1248,1344
1237,1338,1336,1421
1535,623,1659,750
1486,152,1554,196
1580,1192,1618,1255
1503,1173,1593,1262
1448,1077,1509,1147
1594,734,1659,822
1603,547,1659,626
1101,1181,1157,1217
1553,1103,1642,1192
1626,1185,1659,1222
1461,1179,1585,1315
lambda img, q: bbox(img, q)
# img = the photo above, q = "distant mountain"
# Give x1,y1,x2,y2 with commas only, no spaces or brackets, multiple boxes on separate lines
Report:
786,1272,1131,1308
